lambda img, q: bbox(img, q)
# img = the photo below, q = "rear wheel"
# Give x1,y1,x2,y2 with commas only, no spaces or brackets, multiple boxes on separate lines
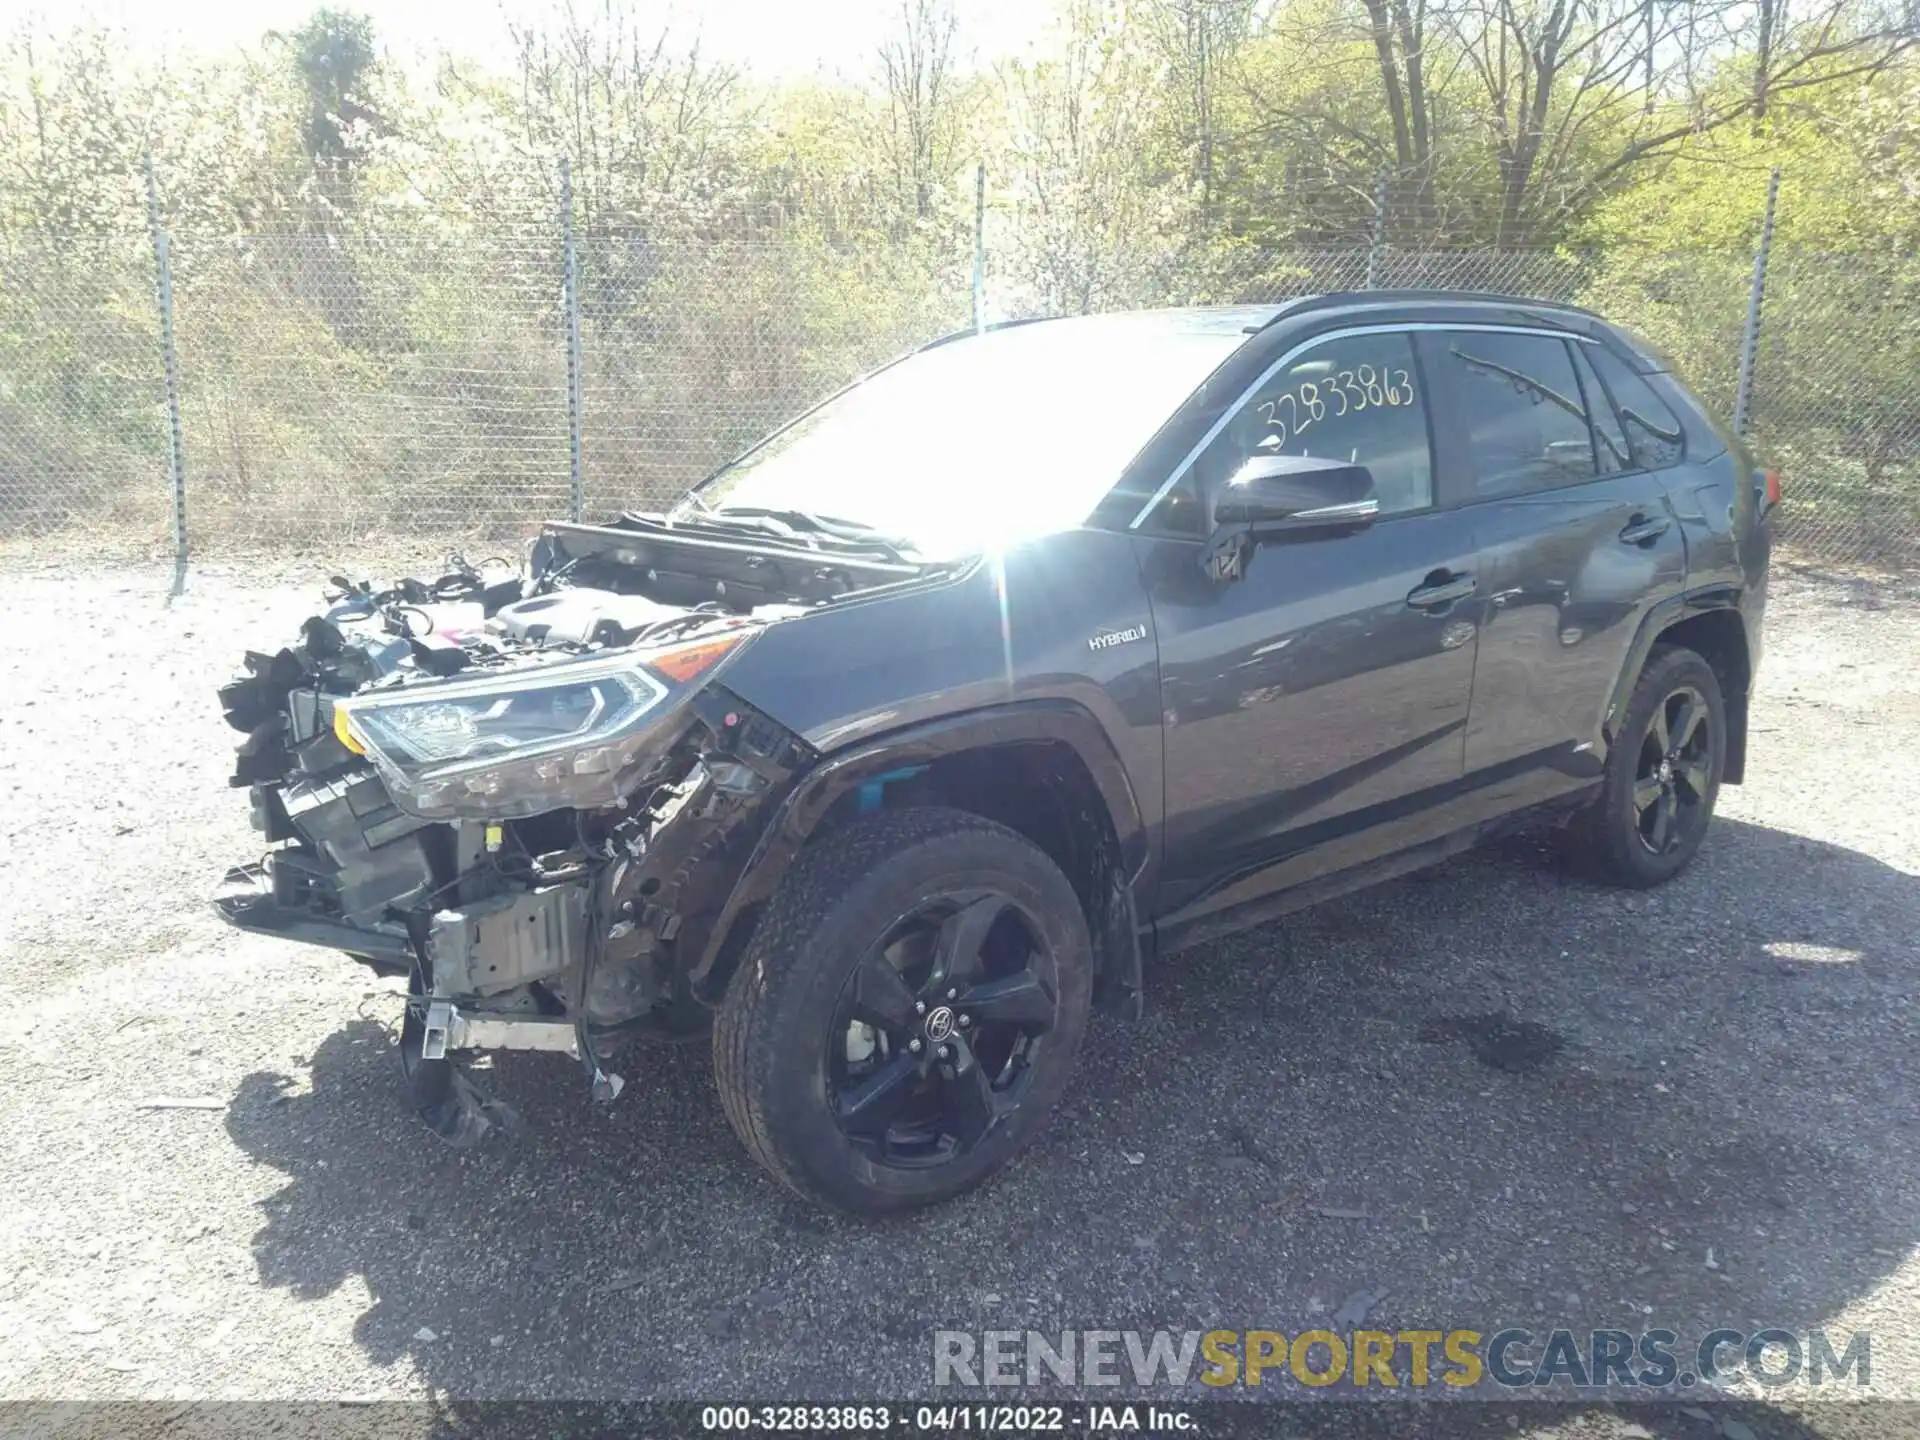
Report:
1564,644,1725,888
713,807,1093,1215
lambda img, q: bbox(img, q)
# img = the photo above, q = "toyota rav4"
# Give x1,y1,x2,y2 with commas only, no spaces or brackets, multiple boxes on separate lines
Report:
215,291,1772,1215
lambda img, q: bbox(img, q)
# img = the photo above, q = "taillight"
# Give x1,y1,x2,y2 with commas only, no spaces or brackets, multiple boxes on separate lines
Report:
1758,468,1783,511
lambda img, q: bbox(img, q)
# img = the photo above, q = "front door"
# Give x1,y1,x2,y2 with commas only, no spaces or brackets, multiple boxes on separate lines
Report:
1133,328,1484,936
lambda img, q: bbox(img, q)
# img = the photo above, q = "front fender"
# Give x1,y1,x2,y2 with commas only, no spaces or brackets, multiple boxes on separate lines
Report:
688,699,1149,1001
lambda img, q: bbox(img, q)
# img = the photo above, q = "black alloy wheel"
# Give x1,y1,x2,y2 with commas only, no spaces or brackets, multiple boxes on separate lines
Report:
713,806,1093,1215
1632,683,1714,856
1563,643,1725,888
829,890,1059,1167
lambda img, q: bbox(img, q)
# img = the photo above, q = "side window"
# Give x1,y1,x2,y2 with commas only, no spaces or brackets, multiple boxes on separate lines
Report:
1192,333,1434,516
1570,343,1632,474
1438,332,1597,498
1586,346,1687,470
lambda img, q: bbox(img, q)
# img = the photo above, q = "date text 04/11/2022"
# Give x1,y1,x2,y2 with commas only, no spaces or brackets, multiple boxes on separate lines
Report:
697,1403,1196,1432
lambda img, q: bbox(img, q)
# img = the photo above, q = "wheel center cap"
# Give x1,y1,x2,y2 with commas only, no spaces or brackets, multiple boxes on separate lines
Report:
924,1006,956,1043
1659,759,1674,783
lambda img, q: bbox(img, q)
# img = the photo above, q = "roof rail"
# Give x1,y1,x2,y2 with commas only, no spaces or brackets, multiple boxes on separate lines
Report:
1250,288,1603,333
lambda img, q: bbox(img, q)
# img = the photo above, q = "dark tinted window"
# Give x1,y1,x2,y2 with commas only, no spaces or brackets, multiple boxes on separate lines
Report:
1570,344,1632,474
1587,346,1686,470
1649,372,1722,459
1194,332,1434,516
1440,332,1596,497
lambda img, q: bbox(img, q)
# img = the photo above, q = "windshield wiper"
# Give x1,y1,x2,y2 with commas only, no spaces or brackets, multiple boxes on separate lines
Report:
694,506,923,564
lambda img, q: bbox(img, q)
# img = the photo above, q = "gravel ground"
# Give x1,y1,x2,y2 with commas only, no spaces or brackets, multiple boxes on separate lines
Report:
1,554,1917,1432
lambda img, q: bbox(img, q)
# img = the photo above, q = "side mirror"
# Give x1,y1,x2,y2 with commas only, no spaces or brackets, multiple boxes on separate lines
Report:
1211,453,1379,536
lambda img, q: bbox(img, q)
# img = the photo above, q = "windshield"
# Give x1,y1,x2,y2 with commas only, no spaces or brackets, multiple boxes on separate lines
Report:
675,313,1250,559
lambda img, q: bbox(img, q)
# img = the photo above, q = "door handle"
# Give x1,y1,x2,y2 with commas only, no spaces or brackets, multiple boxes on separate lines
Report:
1619,513,1671,546
1407,571,1476,610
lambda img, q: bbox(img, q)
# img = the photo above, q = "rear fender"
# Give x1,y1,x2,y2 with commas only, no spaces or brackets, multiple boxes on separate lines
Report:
1604,585,1754,783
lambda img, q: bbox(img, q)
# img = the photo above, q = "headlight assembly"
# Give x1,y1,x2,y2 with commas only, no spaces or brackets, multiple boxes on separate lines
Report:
335,630,747,820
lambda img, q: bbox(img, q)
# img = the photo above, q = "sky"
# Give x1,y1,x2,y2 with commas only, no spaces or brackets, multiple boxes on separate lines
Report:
3,0,1056,80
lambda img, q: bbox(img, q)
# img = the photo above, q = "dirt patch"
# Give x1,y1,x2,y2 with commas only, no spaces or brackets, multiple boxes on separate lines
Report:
1418,1012,1566,1071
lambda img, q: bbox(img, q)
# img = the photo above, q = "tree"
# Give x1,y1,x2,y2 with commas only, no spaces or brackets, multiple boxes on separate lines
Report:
434,0,741,241
1455,0,1914,241
1366,0,1432,210
1249,0,1917,244
998,0,1205,311
282,8,384,217
877,0,966,229
1142,0,1258,222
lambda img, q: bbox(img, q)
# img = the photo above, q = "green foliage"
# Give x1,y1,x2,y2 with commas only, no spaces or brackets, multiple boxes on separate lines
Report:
1576,65,1920,560
0,235,169,530
289,9,377,116
284,7,381,217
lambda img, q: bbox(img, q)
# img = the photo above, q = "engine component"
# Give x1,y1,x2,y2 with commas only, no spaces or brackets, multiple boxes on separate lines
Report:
489,587,686,646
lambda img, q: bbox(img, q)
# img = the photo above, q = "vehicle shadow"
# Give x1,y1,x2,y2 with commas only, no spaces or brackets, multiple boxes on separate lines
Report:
222,815,1918,1425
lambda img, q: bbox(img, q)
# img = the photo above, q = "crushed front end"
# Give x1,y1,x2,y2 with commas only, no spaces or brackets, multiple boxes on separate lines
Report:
214,541,814,1143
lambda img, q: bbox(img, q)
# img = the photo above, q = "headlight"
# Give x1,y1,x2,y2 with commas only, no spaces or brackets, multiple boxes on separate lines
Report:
336,631,747,820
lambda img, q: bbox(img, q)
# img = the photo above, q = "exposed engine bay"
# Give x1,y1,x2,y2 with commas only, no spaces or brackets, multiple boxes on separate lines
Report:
209,514,921,1142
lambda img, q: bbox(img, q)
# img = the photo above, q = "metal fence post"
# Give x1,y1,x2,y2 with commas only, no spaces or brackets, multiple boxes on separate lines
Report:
145,153,188,592
972,161,987,335
559,155,585,521
1365,172,1390,289
1732,167,1781,440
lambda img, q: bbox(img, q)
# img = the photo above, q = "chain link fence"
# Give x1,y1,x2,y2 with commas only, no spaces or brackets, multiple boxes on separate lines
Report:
170,231,576,545
1,170,1914,578
572,232,968,522
1746,247,1920,573
0,233,169,541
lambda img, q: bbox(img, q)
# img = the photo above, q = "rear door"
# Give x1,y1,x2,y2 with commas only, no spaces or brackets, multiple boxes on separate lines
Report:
1420,328,1689,805
1130,326,1485,937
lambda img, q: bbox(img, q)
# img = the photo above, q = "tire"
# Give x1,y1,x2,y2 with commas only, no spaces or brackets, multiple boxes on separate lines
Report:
1563,643,1726,888
713,806,1093,1216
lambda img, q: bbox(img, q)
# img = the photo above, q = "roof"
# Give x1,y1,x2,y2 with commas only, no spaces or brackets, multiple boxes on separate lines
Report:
921,289,1608,359
923,305,1277,349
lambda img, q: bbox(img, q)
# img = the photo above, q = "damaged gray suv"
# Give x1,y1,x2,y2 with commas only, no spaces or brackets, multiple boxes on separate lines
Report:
216,292,1772,1215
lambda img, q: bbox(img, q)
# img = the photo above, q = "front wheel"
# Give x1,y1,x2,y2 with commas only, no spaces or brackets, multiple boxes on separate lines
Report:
713,807,1093,1215
1564,644,1726,888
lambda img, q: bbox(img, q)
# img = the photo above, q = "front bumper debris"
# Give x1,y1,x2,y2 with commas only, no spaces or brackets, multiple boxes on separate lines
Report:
213,560,815,1148
214,862,413,969
417,1003,580,1060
